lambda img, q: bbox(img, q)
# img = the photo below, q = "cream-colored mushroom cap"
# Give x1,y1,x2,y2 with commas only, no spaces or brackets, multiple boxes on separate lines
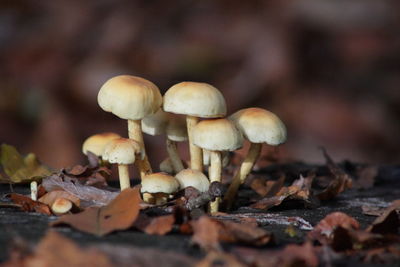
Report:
175,169,210,192
98,75,162,120
103,138,142,164
141,109,169,136
229,108,287,145
193,119,243,151
163,82,227,118
141,172,179,194
82,132,121,156
166,115,188,142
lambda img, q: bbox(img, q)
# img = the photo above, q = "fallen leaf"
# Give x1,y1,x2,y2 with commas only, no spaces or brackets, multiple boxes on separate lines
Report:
308,212,359,244
42,174,118,208
38,190,80,207
191,216,273,251
367,210,399,235
135,214,175,235
196,251,246,267
250,175,285,197
8,231,112,267
8,193,51,215
317,148,352,200
51,187,141,236
0,144,51,184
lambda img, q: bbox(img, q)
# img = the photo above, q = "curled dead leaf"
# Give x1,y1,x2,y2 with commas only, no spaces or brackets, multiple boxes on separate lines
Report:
51,187,141,236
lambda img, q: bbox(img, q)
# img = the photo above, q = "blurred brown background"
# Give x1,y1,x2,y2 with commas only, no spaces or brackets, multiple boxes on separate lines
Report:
1,0,400,169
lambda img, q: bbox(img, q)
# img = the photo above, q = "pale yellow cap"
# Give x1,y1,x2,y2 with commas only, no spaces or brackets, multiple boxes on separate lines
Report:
166,114,188,142
98,75,162,120
82,132,121,156
229,108,287,145
175,169,210,192
163,82,226,118
193,118,243,151
141,172,179,194
103,138,142,164
141,109,169,136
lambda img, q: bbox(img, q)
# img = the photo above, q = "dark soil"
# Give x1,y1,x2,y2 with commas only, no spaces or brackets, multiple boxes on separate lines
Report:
1,162,400,265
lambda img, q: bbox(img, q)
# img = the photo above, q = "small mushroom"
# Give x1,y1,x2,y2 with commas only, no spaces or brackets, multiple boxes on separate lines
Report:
31,181,38,201
159,157,174,174
142,110,187,173
98,75,162,178
163,82,227,172
141,172,179,205
224,108,287,209
82,132,121,164
51,198,73,215
103,138,143,190
175,169,210,193
192,118,243,213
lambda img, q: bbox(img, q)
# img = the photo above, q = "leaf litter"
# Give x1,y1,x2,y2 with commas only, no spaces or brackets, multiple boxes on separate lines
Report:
2,145,400,266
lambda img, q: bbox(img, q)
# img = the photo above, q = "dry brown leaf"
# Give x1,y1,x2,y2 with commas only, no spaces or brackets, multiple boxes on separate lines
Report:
196,251,246,267
317,148,352,200
191,216,273,251
20,231,111,267
353,165,378,189
250,175,285,197
38,190,80,207
367,209,399,235
308,212,359,244
51,187,141,236
135,214,175,235
8,193,51,215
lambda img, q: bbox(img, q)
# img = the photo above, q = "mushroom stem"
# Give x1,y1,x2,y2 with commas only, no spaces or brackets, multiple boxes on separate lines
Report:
30,181,38,201
186,115,203,172
166,138,184,173
223,143,262,210
209,151,222,213
118,164,131,190
128,119,152,178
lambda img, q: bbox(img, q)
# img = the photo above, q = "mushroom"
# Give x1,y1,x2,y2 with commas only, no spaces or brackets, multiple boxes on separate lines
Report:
163,82,227,172
142,109,187,173
51,198,73,215
192,118,243,213
31,181,38,201
224,108,287,209
203,150,230,169
103,138,143,190
82,132,121,164
159,157,174,174
98,75,162,178
141,172,179,205
175,169,210,193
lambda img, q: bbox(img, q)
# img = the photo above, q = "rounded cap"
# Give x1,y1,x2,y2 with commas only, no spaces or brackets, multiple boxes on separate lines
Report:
98,75,162,120
103,138,142,164
229,108,287,145
141,109,169,136
82,132,121,156
175,169,210,192
51,198,72,214
193,119,243,151
166,114,188,142
163,82,227,118
141,172,179,194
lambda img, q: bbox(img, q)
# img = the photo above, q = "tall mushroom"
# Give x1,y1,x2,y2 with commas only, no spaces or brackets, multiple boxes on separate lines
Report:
192,118,243,213
163,82,227,172
98,75,162,178
103,138,143,190
224,108,287,209
142,109,187,174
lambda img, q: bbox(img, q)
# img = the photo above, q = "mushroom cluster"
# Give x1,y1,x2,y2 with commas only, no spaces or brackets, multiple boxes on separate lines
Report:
82,75,287,214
